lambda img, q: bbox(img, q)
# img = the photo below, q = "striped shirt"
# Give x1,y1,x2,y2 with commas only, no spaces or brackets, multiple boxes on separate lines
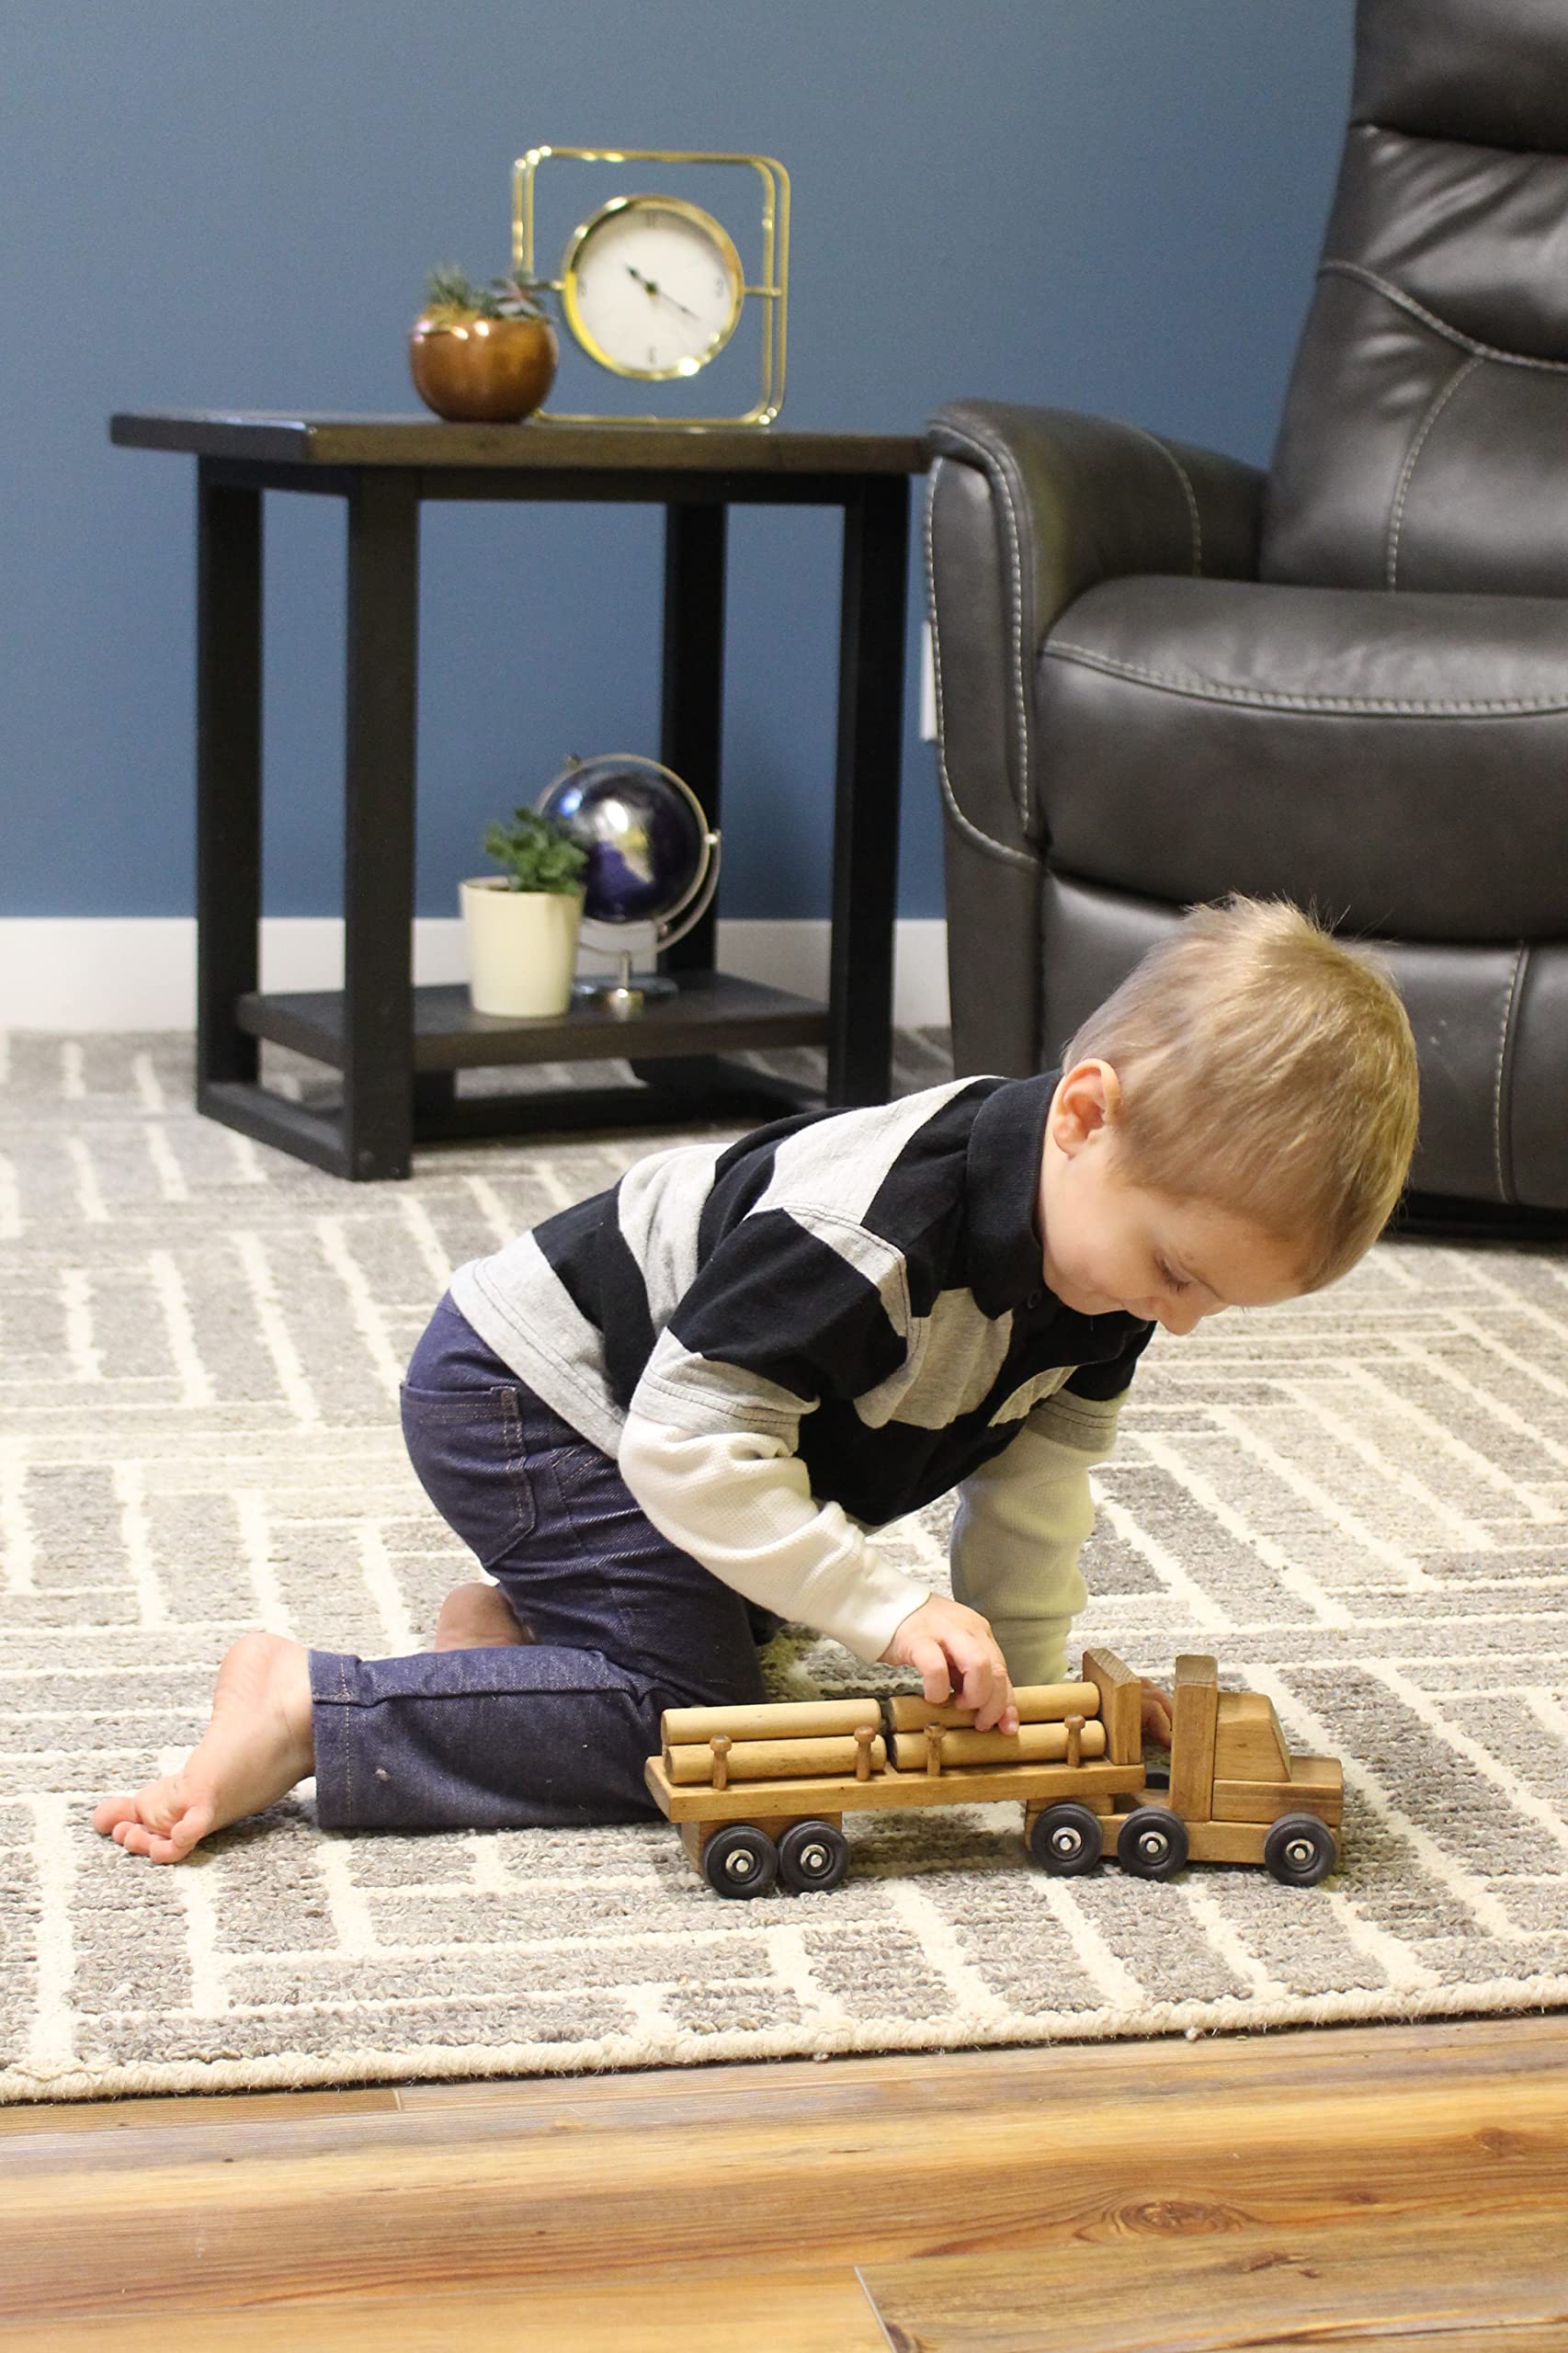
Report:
449,1074,1153,1682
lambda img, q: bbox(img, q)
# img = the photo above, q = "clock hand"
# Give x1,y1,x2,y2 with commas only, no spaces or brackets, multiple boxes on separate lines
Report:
624,264,703,324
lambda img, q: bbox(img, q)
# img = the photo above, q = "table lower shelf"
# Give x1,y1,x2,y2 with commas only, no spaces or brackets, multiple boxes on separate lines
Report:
208,972,839,1176
235,971,833,1072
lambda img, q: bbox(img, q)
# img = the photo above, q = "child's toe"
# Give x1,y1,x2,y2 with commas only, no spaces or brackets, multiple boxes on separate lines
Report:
169,1803,213,1856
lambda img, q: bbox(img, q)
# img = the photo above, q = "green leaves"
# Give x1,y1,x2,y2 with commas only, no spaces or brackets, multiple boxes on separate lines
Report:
483,808,588,895
424,264,552,324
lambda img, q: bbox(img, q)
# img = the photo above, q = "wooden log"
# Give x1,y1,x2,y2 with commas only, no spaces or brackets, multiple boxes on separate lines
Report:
891,1720,1108,1772
1082,1648,1142,1765
665,1733,888,1786
885,1681,1099,1733
662,1698,884,1747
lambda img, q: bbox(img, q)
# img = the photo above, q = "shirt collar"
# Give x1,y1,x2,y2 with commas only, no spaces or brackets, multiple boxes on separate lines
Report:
965,1071,1062,1317
965,1068,1152,1353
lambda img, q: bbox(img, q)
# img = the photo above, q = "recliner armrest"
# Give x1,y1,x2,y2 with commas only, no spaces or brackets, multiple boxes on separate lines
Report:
926,401,1263,849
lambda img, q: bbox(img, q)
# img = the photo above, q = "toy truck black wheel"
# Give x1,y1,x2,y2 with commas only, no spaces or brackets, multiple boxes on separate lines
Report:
702,1824,778,1899
1117,1806,1189,1881
1028,1802,1104,1876
778,1819,850,1893
1264,1813,1337,1887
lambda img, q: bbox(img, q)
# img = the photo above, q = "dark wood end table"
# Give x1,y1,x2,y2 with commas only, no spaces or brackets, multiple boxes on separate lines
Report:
110,412,928,1179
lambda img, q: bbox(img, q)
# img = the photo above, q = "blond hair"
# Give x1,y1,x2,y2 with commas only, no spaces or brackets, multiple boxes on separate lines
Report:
1064,897,1419,1290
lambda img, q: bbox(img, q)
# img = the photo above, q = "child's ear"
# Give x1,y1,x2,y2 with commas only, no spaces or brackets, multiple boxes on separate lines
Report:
1051,1060,1122,1154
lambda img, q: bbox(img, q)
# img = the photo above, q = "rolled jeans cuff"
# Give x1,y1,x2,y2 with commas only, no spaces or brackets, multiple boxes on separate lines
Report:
306,1645,668,1833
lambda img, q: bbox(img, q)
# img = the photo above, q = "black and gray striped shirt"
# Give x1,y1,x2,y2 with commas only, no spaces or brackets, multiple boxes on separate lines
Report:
450,1074,1153,1676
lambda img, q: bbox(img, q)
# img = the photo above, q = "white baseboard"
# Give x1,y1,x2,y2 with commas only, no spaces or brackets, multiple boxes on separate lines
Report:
0,917,949,1034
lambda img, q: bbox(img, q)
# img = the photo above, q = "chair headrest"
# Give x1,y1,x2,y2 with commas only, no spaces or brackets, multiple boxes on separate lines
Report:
1355,0,1568,153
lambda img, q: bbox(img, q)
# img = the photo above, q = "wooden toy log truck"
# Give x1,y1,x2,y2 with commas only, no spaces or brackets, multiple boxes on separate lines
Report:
644,1648,1343,1900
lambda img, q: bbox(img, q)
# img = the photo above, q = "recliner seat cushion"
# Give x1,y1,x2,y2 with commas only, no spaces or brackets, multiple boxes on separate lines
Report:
1036,574,1568,940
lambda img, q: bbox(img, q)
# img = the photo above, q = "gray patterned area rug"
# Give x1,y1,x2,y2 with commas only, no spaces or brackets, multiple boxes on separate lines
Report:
2,1032,1567,2103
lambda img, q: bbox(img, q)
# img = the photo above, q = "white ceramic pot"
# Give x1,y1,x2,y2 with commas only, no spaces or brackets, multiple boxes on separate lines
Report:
460,879,584,1018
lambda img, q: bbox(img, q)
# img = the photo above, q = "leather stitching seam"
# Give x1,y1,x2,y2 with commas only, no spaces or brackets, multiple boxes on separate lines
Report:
1323,260,1568,376
924,460,1039,872
1386,354,1485,589
928,426,1037,833
1494,946,1526,1203
1043,642,1568,717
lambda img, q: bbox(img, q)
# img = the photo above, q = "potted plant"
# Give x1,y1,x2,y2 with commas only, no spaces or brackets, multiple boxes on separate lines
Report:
409,265,558,423
461,807,587,1017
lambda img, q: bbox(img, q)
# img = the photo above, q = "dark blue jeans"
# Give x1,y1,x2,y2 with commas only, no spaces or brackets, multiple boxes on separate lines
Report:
308,1294,771,1832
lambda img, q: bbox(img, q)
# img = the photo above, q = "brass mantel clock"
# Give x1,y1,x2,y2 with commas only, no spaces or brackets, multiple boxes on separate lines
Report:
512,146,790,426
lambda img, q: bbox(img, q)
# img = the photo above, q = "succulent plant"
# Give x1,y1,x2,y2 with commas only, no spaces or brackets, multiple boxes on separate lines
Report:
422,264,552,328
483,806,588,895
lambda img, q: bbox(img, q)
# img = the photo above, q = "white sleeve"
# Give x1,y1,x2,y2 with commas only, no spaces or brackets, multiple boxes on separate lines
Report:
618,1411,931,1664
949,1398,1124,1687
616,1198,935,1664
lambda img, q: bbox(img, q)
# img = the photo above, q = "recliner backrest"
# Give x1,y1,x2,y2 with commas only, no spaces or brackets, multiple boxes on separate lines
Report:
1261,0,1568,596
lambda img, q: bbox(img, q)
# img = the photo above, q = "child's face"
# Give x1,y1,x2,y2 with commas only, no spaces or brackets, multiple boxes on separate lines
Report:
1037,1062,1306,1335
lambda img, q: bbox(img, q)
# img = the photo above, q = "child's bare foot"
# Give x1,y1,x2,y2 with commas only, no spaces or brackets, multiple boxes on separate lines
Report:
90,1631,313,1864
433,1580,532,1651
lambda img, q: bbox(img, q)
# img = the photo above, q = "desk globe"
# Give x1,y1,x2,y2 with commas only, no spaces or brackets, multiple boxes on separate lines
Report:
536,754,720,1016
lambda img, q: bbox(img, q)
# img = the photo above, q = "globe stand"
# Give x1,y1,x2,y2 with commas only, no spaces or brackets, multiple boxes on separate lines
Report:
573,835,722,1019
572,948,677,1020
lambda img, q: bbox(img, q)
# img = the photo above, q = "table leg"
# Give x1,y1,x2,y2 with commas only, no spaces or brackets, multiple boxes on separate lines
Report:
342,473,420,1180
630,500,730,1102
657,501,727,980
195,465,262,1097
829,475,909,1106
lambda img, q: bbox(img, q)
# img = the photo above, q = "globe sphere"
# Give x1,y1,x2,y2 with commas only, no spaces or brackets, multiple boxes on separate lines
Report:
537,756,708,926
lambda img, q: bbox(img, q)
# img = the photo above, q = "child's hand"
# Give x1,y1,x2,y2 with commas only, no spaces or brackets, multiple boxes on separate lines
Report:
881,1596,1019,1734
1141,1679,1174,1746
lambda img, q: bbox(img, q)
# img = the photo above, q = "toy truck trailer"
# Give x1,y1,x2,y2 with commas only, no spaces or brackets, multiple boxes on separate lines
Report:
643,1647,1342,1900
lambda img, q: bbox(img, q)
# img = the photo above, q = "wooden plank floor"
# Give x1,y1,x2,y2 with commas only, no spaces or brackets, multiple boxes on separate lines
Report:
3,2013,1567,2348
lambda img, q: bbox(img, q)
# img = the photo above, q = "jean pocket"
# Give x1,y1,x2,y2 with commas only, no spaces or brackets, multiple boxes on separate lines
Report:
400,1381,538,1569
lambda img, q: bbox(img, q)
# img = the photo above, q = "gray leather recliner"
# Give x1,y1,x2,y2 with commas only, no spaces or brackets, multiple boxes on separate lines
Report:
926,0,1568,1225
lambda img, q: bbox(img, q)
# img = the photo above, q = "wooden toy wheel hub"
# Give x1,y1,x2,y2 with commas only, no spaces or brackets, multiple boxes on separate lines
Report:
702,1823,780,1898
1117,1806,1190,1880
777,1819,850,1893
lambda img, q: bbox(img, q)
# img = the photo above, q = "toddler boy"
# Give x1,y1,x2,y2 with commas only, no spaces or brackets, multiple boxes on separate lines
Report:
93,896,1418,1860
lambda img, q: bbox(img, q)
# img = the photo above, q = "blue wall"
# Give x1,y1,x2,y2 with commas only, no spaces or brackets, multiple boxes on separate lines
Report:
0,0,1355,923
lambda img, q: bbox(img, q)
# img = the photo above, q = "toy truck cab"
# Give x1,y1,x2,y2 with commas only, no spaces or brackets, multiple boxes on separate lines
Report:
1110,1652,1342,1886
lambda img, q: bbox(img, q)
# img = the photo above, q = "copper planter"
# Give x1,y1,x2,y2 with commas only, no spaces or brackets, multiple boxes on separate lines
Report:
408,313,558,423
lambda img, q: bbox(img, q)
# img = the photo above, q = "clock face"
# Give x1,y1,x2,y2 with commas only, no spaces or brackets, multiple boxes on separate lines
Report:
562,196,744,381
